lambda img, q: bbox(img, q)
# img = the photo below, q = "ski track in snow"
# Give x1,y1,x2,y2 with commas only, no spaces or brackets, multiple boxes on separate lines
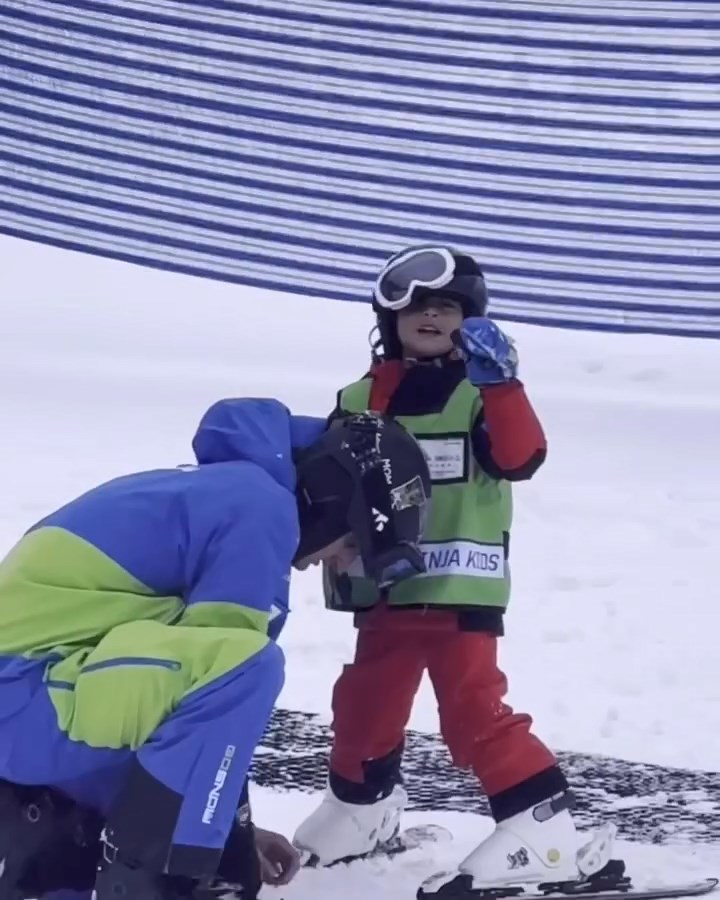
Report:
2,237,719,891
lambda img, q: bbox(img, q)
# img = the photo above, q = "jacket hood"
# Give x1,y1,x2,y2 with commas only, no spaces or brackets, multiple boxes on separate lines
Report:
192,398,325,491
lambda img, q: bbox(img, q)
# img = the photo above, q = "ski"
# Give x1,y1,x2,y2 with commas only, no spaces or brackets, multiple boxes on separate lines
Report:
417,875,718,900
301,823,453,868
546,877,719,900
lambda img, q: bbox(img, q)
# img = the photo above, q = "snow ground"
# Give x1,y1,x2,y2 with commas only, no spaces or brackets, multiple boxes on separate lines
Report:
2,236,720,892
252,786,720,900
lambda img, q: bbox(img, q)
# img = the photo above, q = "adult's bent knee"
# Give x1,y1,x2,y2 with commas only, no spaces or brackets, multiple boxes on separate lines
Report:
187,628,285,700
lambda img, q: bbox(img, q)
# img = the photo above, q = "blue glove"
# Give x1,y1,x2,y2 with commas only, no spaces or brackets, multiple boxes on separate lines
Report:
453,317,519,386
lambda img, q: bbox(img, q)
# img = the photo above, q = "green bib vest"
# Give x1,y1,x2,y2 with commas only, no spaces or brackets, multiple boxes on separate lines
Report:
325,376,513,610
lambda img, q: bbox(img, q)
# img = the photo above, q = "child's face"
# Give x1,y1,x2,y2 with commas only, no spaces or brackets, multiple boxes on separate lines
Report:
396,295,464,358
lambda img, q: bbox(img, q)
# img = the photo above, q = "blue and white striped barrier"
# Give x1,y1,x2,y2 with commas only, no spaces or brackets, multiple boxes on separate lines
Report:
0,1,718,336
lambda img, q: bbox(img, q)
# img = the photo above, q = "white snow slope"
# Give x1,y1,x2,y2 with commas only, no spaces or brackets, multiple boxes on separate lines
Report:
2,236,719,894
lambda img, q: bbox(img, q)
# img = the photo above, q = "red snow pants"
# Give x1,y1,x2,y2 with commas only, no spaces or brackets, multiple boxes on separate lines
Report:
330,605,556,797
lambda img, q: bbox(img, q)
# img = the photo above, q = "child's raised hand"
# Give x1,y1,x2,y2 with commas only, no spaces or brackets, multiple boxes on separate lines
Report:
452,316,519,386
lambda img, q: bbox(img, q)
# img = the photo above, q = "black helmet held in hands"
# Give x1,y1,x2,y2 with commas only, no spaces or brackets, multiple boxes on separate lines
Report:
294,412,431,589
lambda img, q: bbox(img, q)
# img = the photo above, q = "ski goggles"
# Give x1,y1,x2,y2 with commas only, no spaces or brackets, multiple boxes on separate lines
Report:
373,246,457,311
370,542,426,590
341,539,426,591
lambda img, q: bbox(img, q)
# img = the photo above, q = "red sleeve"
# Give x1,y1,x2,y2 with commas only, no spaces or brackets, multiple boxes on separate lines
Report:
472,379,547,481
368,360,406,413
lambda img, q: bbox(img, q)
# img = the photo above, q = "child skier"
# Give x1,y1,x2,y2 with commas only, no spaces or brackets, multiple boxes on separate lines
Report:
294,245,619,897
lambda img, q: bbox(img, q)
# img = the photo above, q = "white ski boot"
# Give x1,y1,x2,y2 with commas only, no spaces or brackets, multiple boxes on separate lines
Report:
420,795,618,898
294,783,407,866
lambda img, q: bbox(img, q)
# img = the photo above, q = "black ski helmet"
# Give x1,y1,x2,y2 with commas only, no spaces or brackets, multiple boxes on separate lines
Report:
372,244,489,359
294,412,431,588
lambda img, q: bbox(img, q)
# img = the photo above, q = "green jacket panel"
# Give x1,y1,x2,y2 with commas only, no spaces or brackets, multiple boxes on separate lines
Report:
327,376,512,610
